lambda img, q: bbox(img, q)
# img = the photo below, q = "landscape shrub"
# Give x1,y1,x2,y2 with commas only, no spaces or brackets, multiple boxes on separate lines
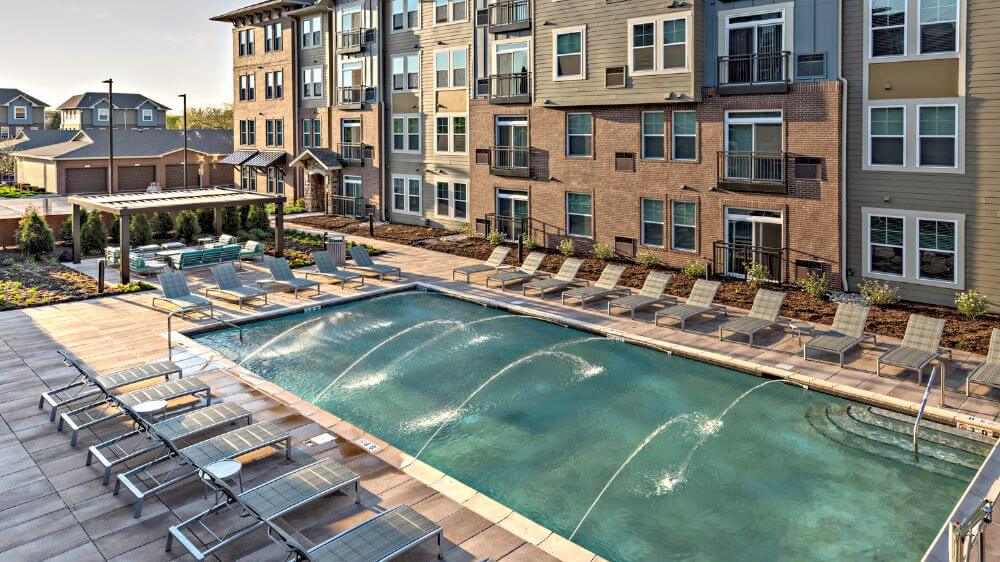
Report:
520,233,538,251
636,251,659,268
955,290,990,320
486,229,506,246
175,210,201,244
682,258,708,278
245,204,270,232
557,237,575,256
222,206,241,234
459,222,475,237
80,213,108,256
152,211,175,240
592,242,615,260
15,207,55,256
798,271,829,299
743,261,770,289
196,208,215,233
108,215,120,243
859,278,900,306
129,214,153,246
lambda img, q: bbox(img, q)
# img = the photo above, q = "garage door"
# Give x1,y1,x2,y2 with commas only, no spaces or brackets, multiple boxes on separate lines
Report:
117,165,156,191
165,164,200,188
208,163,235,186
65,167,108,194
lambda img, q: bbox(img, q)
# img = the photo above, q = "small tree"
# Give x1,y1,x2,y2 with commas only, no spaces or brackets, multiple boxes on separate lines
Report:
0,146,16,184
222,206,241,234
196,207,215,233
175,210,201,244
152,212,175,240
129,214,153,246
244,204,270,232
58,216,74,245
80,213,108,256
108,215,120,243
15,207,55,256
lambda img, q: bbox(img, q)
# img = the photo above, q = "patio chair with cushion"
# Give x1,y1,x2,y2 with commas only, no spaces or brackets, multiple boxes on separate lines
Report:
307,251,365,288
523,258,586,299
239,240,264,263
154,272,214,315
347,245,402,280
607,272,675,318
264,257,321,297
718,289,786,347
105,247,121,267
966,329,1000,397
452,246,512,283
877,314,951,384
130,252,167,277
207,264,268,308
561,264,628,306
161,242,186,250
218,234,238,246
654,279,726,331
486,251,548,290
803,303,876,367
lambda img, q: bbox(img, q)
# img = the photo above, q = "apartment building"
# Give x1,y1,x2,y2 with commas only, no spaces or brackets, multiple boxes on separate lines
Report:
468,0,843,285
844,0,999,307
57,92,170,130
0,88,47,140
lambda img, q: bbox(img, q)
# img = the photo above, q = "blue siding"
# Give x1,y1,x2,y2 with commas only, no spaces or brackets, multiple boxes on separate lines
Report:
92,100,111,125
7,98,33,124
136,101,164,127
703,0,840,86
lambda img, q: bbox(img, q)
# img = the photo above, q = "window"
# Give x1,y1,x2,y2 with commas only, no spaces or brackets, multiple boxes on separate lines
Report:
141,108,153,122
392,0,419,30
241,166,252,190
435,115,466,153
343,176,361,198
238,28,254,56
392,115,420,152
392,54,420,91
266,168,282,194
641,198,664,247
662,19,686,70
869,106,905,166
435,0,466,24
302,16,322,47
566,113,593,157
303,119,313,147
631,22,655,72
239,119,256,145
265,22,282,51
239,74,256,101
672,111,697,161
265,119,283,146
435,49,467,88
869,215,905,275
671,200,696,251
871,0,906,57
918,105,956,167
920,0,957,53
435,181,468,219
641,112,664,159
918,219,956,282
302,67,323,98
13,106,27,120
0,128,8,140
265,71,283,99
629,14,689,75
566,193,593,238
97,108,109,122
312,118,321,147
392,175,422,214
554,27,585,80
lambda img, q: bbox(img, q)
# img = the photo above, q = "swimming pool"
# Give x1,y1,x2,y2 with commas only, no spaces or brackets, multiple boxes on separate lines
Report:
196,291,985,561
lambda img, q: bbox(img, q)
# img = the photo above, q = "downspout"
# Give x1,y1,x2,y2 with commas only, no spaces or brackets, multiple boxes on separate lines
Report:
838,0,849,292
376,0,388,222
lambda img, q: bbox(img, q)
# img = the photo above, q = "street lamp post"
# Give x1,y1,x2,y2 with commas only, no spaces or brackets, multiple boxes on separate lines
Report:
102,78,114,194
179,94,188,187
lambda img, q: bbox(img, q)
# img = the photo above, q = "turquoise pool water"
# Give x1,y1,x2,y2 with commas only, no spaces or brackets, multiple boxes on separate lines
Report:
196,291,977,561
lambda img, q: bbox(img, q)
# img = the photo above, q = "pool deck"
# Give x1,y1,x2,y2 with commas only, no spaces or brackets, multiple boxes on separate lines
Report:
3,233,998,561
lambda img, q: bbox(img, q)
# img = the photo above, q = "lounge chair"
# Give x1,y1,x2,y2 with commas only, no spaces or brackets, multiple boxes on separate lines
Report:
607,272,674,318
239,240,263,264
803,303,876,367
167,458,360,559
275,504,443,562
306,251,365,288
522,258,586,298
264,257,321,297
561,264,627,306
718,289,786,347
452,246,512,282
347,245,402,280
206,264,268,308
154,272,214,315
966,329,1000,397
877,314,951,384
39,350,181,422
115,420,291,518
130,252,167,277
654,279,726,330
486,251,548,290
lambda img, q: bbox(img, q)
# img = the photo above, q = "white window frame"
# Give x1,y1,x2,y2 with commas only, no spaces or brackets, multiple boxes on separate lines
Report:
661,16,688,71
671,110,697,161
13,106,27,120
670,200,697,252
434,114,467,154
492,38,532,78
312,117,321,147
867,105,906,168
565,113,593,158
552,25,586,81
627,13,692,77
141,108,153,122
302,118,313,147
0,127,8,140
302,67,323,99
641,111,665,160
302,15,322,48
391,53,420,92
391,114,421,153
917,104,958,169
342,175,362,198
919,0,958,54
640,198,665,248
867,213,906,278
391,0,420,31
266,168,282,194
434,0,467,25
391,174,422,215
434,48,468,90
916,217,958,284
869,0,907,58
565,192,593,238
434,180,468,219
96,108,110,122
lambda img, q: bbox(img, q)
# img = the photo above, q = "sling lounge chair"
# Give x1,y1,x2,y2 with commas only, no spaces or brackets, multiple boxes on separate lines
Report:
803,303,876,367
306,251,365,288
207,264,269,308
522,258,585,299
452,246,512,282
167,458,360,559
561,264,627,306
607,272,674,318
718,289,786,347
347,245,402,280
265,257,322,297
966,329,1000,397
877,314,951,384
39,350,181,422
654,279,726,331
485,251,548,290
154,272,214,316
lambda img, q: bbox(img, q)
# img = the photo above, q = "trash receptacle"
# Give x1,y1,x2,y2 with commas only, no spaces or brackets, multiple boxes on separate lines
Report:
325,233,347,265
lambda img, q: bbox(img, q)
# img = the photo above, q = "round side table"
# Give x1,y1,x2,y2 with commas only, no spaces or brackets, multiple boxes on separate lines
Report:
200,459,244,501
132,399,168,424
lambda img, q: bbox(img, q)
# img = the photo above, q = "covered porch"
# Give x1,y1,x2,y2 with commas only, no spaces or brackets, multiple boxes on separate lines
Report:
290,148,365,217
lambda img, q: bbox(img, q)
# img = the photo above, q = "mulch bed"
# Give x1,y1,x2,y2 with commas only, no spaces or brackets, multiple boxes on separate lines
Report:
0,250,150,311
287,216,448,245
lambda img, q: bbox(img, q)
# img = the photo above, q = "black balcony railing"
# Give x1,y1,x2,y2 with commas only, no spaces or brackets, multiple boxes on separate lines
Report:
717,51,791,94
487,0,530,32
489,146,531,177
337,29,370,52
482,213,567,254
717,151,787,194
486,73,530,104
713,240,786,284
330,194,364,217
338,143,365,164
336,86,367,107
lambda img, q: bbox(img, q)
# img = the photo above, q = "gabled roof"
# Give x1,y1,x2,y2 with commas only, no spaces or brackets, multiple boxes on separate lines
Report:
0,88,48,108
211,0,313,22
11,129,233,160
0,130,79,152
289,148,342,170
57,92,171,111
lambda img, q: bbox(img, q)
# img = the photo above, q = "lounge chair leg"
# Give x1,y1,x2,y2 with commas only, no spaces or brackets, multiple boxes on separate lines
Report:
133,497,144,518
70,429,80,447
966,378,970,397
437,531,443,559
839,352,844,368
102,466,112,486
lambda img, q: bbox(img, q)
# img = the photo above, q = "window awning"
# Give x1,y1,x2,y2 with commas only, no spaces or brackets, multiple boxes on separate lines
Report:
289,148,343,171
244,151,286,168
219,149,259,165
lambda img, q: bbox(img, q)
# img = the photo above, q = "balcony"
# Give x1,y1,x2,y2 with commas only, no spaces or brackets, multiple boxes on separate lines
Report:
480,73,530,105
338,143,366,166
716,151,787,194
330,194,364,217
712,241,787,284
488,146,531,178
485,0,530,33
717,51,791,95
336,86,368,109
337,29,371,54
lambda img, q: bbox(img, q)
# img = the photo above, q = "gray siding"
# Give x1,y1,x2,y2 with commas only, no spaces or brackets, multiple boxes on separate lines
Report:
4,98,43,127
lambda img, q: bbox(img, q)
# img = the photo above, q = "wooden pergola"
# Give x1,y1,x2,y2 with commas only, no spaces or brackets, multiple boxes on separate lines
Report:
68,187,287,283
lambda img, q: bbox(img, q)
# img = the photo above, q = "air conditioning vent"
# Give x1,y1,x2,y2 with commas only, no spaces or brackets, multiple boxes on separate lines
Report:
614,236,636,258
794,156,822,180
476,78,491,97
796,53,826,80
475,148,490,164
476,8,489,26
605,66,626,88
615,152,635,172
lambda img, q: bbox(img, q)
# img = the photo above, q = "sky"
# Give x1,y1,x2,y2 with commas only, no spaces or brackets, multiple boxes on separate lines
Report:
3,0,253,112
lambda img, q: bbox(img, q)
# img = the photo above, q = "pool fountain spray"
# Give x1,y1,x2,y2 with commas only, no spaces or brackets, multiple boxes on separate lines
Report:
236,313,347,367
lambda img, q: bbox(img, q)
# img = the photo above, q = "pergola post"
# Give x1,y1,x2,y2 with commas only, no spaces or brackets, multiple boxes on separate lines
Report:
119,211,131,284
214,207,223,236
71,204,82,264
274,201,284,257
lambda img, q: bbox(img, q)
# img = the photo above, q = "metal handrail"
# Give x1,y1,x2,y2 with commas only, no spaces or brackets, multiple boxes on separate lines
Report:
717,50,791,86
488,72,530,99
167,308,243,362
337,85,366,105
337,28,369,49
488,0,530,26
951,499,993,562
717,150,787,185
913,365,941,461
489,146,530,170
337,142,365,162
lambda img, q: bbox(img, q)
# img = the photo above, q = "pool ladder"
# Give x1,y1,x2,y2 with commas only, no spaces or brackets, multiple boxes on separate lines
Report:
166,308,243,362
912,365,941,462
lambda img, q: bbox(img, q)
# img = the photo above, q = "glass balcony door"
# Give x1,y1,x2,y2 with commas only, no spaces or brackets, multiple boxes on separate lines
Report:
496,189,529,241
494,41,529,96
495,116,528,168
725,11,784,84
724,208,783,279
725,111,782,181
